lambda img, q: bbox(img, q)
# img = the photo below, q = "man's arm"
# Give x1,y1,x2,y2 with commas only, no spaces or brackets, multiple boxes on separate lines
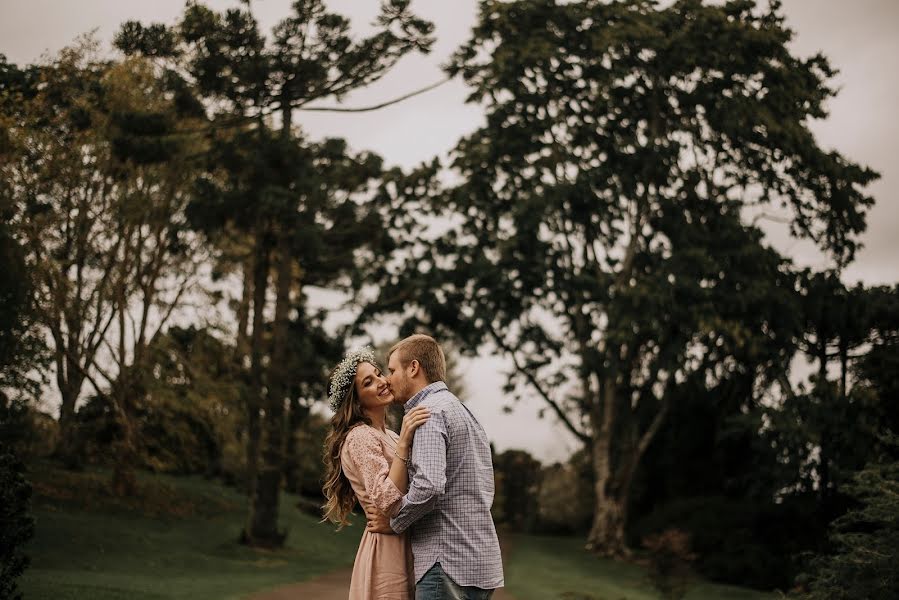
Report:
388,407,448,534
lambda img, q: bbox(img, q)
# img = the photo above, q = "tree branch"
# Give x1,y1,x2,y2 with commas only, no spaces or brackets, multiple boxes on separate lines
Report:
487,323,590,444
295,77,451,113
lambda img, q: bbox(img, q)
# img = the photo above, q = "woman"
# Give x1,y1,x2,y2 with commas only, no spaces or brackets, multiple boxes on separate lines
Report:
322,346,429,600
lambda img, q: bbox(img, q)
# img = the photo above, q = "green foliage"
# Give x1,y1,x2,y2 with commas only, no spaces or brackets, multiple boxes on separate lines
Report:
115,0,434,113
70,327,245,477
369,0,875,555
0,444,35,600
797,438,899,599
753,280,898,523
142,327,244,476
1,42,209,477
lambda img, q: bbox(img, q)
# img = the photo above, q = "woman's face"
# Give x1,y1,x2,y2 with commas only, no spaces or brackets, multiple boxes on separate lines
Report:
354,362,394,411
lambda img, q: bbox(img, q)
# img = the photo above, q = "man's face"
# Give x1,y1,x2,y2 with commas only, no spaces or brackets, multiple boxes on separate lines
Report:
386,351,410,405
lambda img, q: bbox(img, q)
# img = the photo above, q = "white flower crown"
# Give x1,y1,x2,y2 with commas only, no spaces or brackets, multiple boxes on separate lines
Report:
327,346,378,412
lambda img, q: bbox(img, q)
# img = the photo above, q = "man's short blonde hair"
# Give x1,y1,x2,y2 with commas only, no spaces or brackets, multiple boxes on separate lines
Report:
389,334,447,384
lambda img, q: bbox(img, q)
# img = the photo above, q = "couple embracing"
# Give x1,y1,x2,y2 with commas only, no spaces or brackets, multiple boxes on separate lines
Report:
322,334,504,599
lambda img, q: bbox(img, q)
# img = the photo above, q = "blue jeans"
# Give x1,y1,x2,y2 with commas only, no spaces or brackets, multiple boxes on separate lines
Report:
415,563,494,600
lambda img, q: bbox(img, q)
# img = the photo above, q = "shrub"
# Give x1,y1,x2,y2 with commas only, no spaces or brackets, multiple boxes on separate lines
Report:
0,444,35,600
642,528,697,600
631,495,822,590
797,443,899,599
535,454,593,534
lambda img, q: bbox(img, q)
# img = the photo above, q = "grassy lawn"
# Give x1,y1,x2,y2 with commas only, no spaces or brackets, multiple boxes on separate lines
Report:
503,534,779,600
19,462,780,600
20,461,361,600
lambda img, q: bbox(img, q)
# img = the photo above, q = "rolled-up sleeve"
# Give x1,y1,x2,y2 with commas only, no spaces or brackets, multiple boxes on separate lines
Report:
344,427,403,517
390,409,448,534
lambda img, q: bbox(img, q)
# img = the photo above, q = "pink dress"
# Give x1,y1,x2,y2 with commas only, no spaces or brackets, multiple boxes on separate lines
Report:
341,425,414,600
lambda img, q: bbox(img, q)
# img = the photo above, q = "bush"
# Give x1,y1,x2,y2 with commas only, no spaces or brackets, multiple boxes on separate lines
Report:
797,443,899,599
631,495,822,590
642,528,697,600
493,449,542,532
73,393,222,476
0,444,35,600
535,451,593,534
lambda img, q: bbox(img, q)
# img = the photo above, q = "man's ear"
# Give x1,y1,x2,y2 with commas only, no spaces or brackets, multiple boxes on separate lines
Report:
408,359,420,379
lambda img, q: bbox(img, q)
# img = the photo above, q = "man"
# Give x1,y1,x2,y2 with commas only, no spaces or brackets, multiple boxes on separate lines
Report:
368,333,504,599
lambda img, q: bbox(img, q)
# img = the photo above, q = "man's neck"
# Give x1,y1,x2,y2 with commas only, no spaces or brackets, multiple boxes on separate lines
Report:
406,381,428,401
404,380,445,410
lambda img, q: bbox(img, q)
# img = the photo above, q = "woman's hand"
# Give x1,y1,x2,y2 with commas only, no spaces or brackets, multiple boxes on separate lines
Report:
397,406,430,452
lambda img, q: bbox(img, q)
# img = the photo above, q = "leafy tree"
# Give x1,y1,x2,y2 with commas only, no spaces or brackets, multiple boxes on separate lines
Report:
1,42,120,467
373,0,876,555
1,43,205,482
761,280,897,521
116,0,434,546
97,58,209,495
795,272,876,506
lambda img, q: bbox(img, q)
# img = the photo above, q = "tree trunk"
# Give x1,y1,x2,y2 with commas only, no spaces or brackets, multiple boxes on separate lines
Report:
283,396,310,494
235,256,253,362
111,373,140,497
111,423,139,496
242,226,271,544
818,339,831,504
247,231,291,546
586,376,630,557
55,370,85,468
587,494,628,557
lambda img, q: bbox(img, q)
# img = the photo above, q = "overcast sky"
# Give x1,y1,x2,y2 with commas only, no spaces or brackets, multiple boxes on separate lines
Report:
2,0,897,463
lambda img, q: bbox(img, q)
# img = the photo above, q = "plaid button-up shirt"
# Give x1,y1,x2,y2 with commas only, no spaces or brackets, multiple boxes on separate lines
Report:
390,381,504,589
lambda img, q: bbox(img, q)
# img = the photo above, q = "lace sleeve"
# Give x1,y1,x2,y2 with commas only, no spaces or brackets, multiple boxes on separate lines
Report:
344,426,403,516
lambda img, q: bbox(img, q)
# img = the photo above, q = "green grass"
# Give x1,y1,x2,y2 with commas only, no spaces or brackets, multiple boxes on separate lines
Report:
20,462,361,600
503,534,779,600
19,462,781,600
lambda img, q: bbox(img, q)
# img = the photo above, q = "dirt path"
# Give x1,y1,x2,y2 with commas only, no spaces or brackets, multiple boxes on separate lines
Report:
249,565,517,600
249,567,354,600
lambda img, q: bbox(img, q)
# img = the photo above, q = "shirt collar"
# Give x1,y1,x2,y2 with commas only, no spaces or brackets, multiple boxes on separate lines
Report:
404,381,447,411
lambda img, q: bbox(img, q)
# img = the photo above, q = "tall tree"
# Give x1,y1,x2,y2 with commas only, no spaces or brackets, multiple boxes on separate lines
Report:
796,272,876,505
116,0,434,546
99,58,209,495
766,280,899,508
372,0,877,556
1,42,127,467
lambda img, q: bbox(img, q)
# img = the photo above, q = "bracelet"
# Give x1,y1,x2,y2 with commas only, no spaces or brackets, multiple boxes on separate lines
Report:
394,447,410,466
